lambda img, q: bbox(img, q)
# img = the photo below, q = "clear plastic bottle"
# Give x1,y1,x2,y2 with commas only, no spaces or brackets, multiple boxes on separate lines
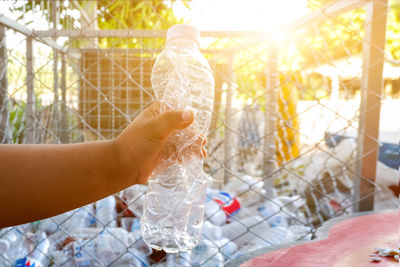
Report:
0,227,23,264
96,195,117,228
257,199,287,228
166,251,192,267
40,204,96,234
14,231,50,267
141,24,214,253
191,239,224,267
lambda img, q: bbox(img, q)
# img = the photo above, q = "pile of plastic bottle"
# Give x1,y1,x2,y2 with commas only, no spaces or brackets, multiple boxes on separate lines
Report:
0,174,314,267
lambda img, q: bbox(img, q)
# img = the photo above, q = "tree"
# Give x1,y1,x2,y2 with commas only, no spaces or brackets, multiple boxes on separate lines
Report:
10,0,186,49
303,0,400,64
97,0,185,49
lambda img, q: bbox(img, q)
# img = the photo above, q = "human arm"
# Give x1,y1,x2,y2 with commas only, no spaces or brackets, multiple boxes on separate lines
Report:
0,102,205,227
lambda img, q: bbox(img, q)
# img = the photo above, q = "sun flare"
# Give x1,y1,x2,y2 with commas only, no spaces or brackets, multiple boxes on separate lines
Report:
174,0,309,32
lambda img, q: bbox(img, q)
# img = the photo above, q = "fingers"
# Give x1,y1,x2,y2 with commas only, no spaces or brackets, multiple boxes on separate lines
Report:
197,133,207,146
196,135,207,158
149,110,194,139
201,146,207,158
146,101,208,159
190,133,206,146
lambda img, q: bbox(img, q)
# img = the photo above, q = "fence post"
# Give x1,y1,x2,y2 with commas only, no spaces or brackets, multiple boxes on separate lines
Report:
60,53,68,143
80,1,98,48
53,50,59,140
0,25,9,143
25,36,35,144
52,0,59,141
353,0,388,212
224,53,234,185
263,43,278,197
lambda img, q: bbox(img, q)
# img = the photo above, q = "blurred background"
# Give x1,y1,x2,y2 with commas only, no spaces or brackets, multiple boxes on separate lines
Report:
0,0,399,266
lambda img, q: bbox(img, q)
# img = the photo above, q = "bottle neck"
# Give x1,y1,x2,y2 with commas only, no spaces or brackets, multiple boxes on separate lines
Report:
166,37,199,50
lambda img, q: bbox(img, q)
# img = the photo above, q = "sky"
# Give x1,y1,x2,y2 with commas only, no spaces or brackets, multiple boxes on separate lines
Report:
174,0,309,31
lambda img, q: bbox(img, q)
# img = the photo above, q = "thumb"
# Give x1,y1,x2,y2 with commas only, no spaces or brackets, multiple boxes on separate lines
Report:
150,110,194,139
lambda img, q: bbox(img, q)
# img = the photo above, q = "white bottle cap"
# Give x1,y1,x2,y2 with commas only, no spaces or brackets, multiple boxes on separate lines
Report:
167,24,200,44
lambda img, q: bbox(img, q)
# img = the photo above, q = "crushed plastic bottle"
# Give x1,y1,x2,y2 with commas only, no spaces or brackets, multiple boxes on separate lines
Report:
0,227,24,264
96,196,117,228
56,227,148,267
39,204,96,234
215,238,238,257
318,192,352,219
220,215,265,247
141,24,214,253
202,221,222,240
14,230,50,267
166,251,192,267
122,218,152,256
204,189,227,225
120,185,147,217
257,199,287,228
191,239,224,267
212,191,241,220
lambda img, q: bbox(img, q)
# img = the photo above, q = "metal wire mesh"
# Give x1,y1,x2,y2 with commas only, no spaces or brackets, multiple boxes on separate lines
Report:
0,0,399,266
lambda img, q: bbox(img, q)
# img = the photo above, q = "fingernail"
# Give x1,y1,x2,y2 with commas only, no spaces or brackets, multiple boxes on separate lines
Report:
181,110,192,121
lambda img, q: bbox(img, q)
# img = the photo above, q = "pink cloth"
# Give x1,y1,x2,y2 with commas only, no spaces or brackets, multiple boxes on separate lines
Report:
240,210,399,267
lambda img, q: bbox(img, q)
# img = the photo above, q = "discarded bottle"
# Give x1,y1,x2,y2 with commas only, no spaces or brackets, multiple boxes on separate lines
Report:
141,24,214,253
0,227,24,263
202,221,222,240
121,218,152,256
318,192,352,219
215,238,238,257
40,204,96,234
58,227,143,267
166,251,192,267
14,231,50,267
212,191,241,220
120,185,147,217
220,215,265,247
96,196,117,228
204,200,227,226
257,199,287,228
191,239,224,267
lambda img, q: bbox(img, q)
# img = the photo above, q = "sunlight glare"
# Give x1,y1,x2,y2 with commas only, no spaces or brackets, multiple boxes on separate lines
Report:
174,0,309,31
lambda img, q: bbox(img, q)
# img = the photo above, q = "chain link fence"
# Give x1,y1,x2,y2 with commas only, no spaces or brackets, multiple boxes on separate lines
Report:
0,0,399,266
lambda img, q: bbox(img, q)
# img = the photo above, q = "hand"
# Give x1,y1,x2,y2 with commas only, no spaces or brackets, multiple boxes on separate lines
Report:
114,101,207,185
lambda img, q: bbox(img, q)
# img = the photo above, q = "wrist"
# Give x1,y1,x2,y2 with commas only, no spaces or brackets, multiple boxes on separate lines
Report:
109,138,139,187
